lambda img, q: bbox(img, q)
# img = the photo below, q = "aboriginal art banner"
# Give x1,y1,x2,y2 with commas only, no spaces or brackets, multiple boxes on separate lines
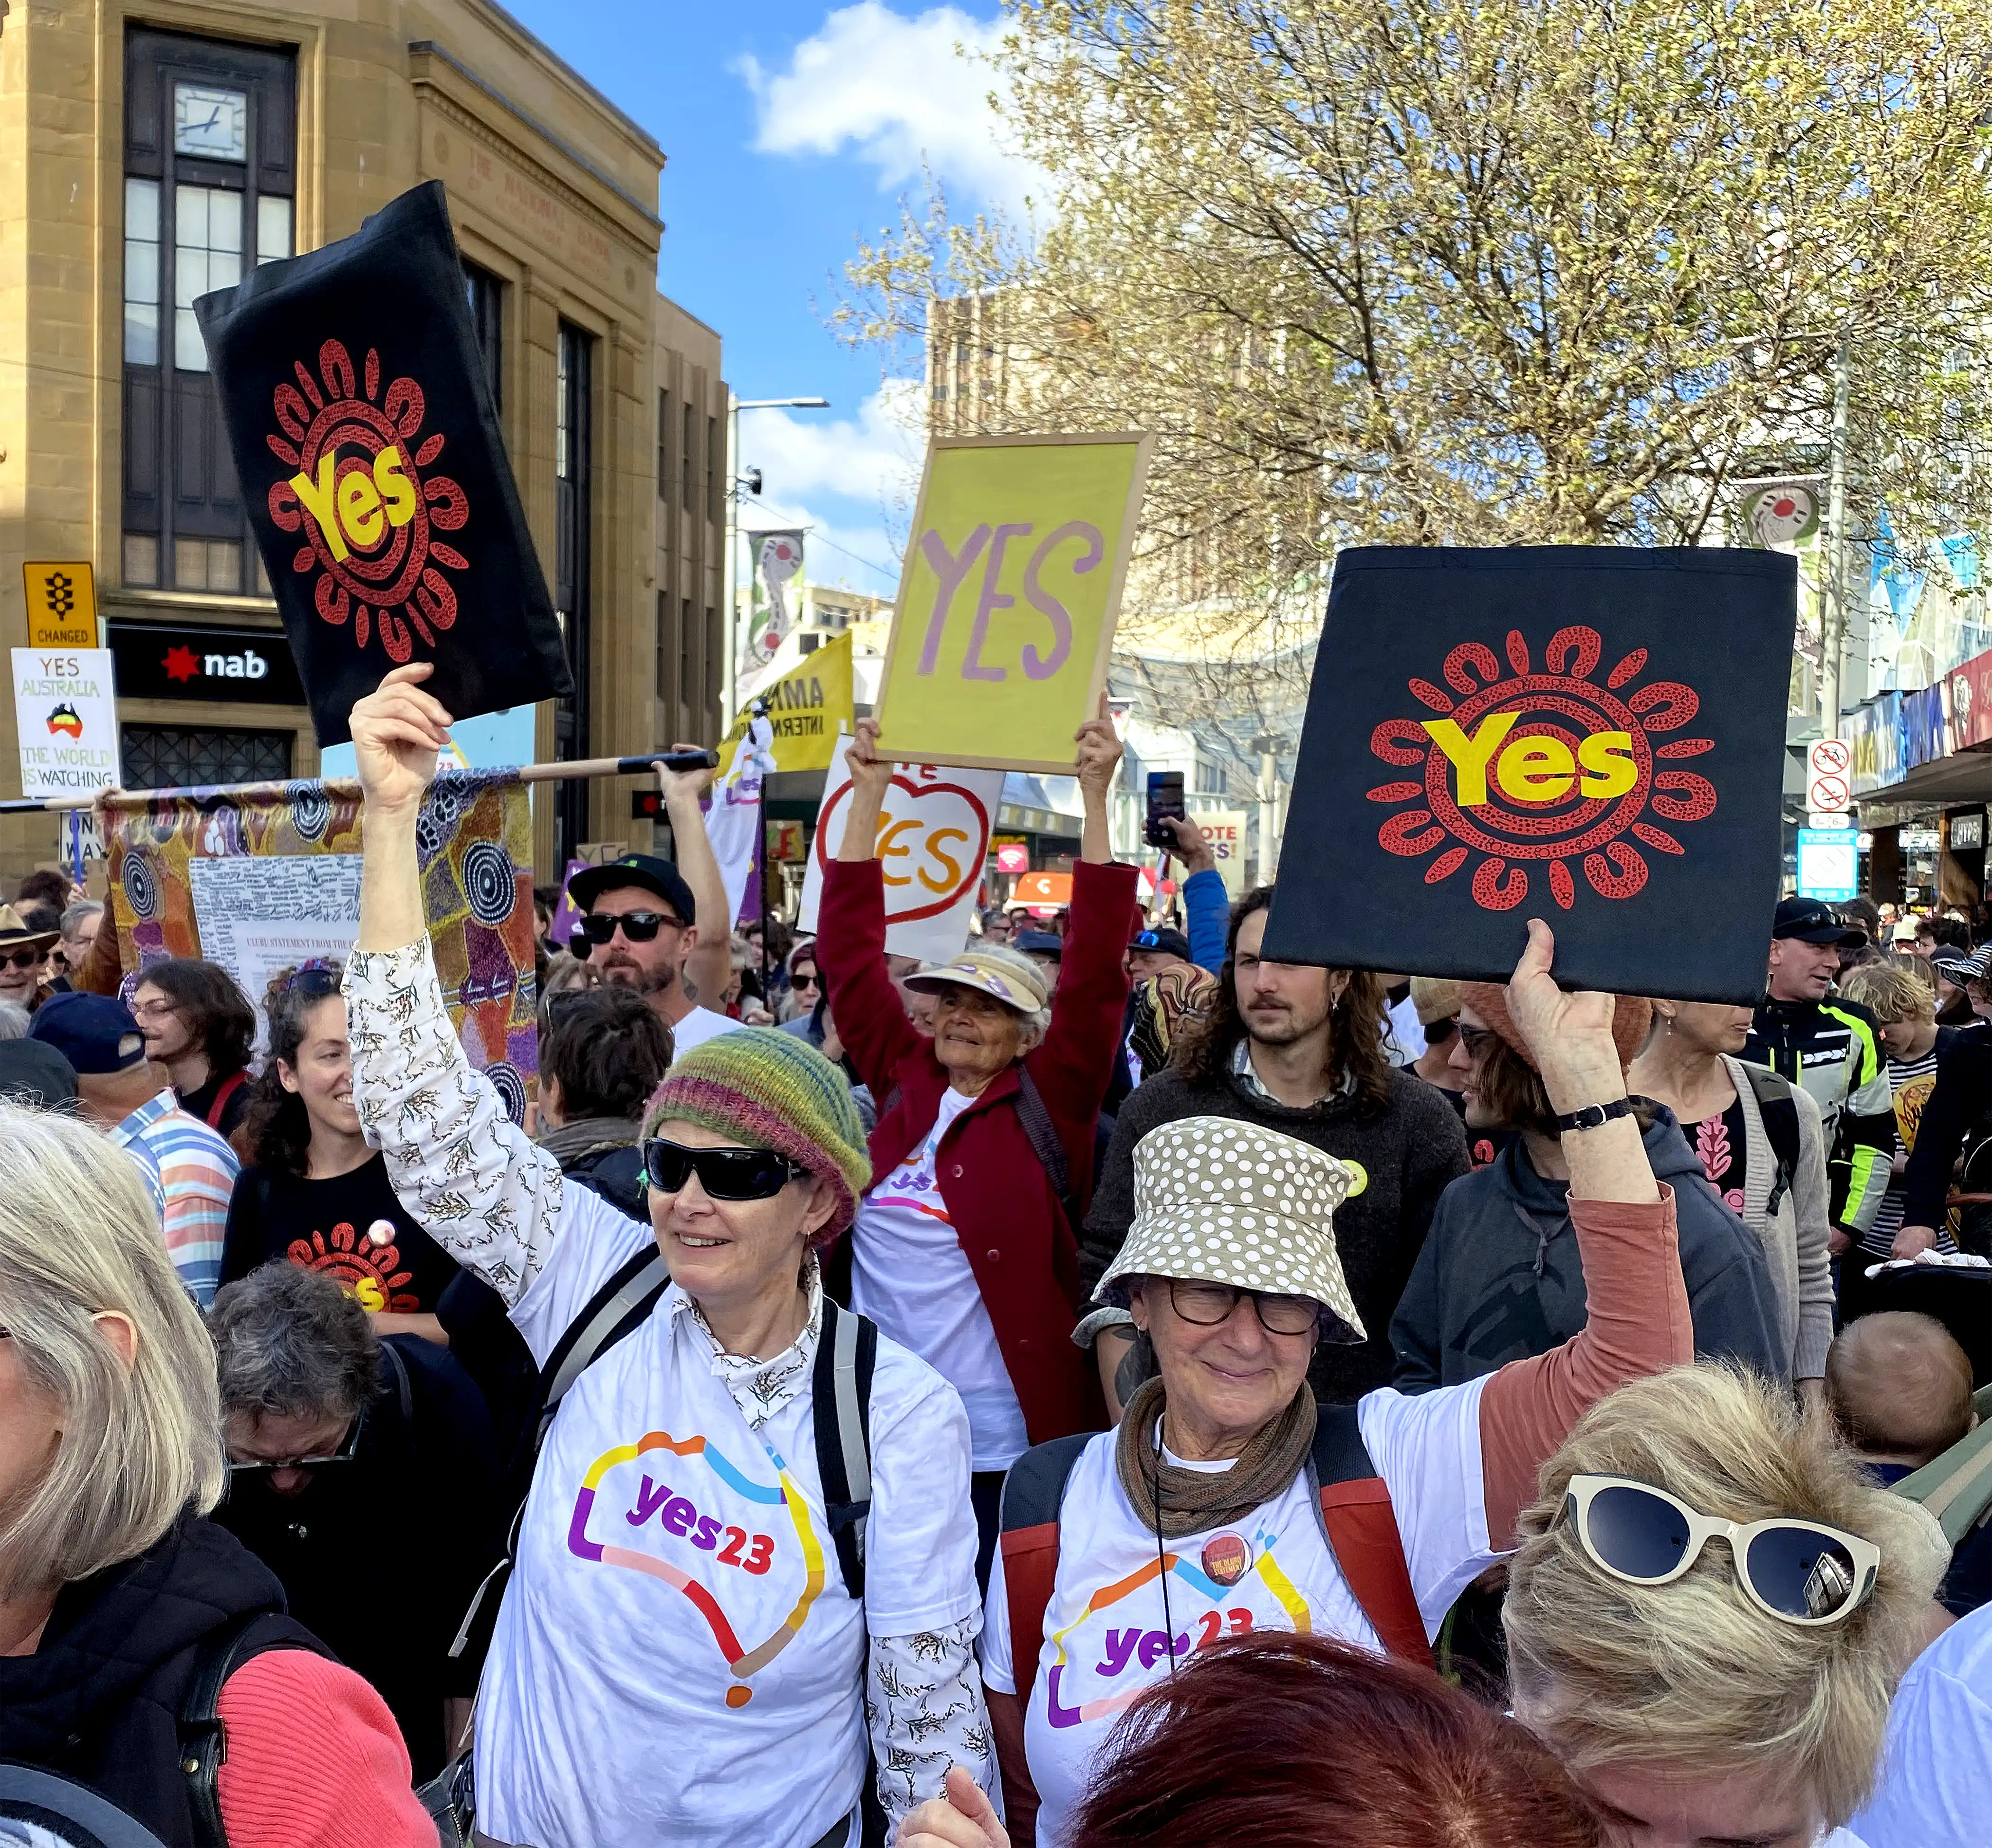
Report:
195,180,571,746
1263,548,1797,1002
103,770,537,1119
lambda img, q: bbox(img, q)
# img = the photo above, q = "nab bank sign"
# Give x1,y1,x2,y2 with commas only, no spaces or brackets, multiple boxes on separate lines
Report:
105,621,306,705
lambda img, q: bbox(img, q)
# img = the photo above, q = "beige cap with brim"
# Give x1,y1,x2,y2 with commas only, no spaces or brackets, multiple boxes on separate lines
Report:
903,951,1048,1016
1097,1116,1366,1345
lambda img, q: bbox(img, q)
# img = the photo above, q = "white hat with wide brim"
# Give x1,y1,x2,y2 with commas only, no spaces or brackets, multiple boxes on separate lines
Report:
1097,1116,1366,1345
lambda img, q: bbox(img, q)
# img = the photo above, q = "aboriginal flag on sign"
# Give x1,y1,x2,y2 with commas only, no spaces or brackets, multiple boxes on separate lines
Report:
195,181,572,746
1262,548,1797,1002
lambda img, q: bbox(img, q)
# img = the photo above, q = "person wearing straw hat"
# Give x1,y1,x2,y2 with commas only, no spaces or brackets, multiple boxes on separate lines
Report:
974,919,1697,1847
339,665,993,1848
0,904,58,1012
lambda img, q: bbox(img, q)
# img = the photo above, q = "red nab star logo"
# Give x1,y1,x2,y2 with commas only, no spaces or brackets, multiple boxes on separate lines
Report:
1369,625,1716,912
163,645,200,683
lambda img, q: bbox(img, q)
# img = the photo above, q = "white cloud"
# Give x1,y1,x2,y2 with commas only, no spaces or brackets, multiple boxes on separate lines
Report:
737,3,1040,205
743,502,901,597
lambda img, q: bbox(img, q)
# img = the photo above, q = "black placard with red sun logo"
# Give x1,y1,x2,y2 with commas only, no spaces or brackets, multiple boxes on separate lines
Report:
194,181,572,746
1262,547,1797,1001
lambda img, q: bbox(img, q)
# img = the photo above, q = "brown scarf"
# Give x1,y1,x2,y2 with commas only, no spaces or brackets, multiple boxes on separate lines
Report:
1114,1374,1318,1541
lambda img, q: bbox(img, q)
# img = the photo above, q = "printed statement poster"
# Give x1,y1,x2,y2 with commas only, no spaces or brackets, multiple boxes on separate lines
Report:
195,180,571,745
876,433,1151,773
1263,547,1797,1002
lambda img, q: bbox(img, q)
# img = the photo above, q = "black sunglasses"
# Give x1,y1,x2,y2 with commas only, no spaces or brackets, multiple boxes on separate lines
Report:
792,970,821,990
0,947,45,972
579,909,684,946
287,965,341,997
641,1137,811,1201
1166,1278,1321,1336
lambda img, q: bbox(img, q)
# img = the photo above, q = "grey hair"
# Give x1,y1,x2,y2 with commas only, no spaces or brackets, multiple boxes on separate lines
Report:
0,1002,29,1042
0,1103,225,1599
58,900,103,939
208,1263,380,1425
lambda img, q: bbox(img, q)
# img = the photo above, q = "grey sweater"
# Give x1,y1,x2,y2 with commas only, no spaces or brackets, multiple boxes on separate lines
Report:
1389,1106,1789,1392
1079,1062,1471,1403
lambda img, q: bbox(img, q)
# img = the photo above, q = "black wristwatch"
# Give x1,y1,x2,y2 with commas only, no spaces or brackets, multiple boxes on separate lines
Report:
1553,1098,1635,1134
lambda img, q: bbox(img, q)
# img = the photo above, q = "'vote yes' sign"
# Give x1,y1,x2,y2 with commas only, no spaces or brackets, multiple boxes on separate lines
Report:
1263,547,1797,1002
876,433,1152,774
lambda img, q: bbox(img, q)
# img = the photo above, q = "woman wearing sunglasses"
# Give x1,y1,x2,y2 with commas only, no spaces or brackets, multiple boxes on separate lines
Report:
1504,1365,1946,1848
339,665,991,1848
974,919,1699,1846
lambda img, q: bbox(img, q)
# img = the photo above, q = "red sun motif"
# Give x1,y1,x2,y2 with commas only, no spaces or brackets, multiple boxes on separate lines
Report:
1368,625,1716,912
287,1222,418,1313
263,338,469,664
162,645,200,683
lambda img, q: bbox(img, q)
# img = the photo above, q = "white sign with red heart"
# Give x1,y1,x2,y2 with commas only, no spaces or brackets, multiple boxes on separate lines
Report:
798,738,1006,964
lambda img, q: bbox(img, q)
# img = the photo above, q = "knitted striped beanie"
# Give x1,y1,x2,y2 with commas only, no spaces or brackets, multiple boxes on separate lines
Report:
641,1026,872,1240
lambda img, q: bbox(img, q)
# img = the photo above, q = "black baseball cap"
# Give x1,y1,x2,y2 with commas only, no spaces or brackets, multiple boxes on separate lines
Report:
0,1037,80,1109
1015,930,1064,959
29,992,148,1075
566,854,697,925
1772,896,1866,947
1130,926,1194,961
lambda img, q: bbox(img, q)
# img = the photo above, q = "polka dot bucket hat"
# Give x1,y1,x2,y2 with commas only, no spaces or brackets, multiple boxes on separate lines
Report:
1097,1117,1365,1344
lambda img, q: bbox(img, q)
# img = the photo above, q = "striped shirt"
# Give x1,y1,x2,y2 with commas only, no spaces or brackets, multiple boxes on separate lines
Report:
1869,1048,1960,1259
111,1089,240,1306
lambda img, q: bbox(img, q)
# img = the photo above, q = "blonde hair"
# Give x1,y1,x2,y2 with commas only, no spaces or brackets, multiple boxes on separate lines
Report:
0,1104,224,1599
1838,960,1935,1026
1503,1366,1947,1827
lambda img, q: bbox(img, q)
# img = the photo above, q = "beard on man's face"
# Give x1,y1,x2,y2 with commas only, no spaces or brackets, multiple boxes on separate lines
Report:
599,950,677,998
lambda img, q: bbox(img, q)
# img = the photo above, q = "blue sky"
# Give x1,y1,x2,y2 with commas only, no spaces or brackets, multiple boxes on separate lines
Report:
498,0,1030,596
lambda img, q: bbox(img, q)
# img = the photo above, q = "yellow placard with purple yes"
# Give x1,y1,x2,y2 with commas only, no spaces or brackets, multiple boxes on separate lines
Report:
876,433,1151,774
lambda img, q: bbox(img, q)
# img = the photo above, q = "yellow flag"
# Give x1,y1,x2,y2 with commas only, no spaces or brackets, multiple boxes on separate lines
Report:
723,631,854,773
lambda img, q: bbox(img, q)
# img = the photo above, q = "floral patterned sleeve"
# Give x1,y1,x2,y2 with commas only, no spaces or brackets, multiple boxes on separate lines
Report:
867,1623,997,1829
343,938,564,1304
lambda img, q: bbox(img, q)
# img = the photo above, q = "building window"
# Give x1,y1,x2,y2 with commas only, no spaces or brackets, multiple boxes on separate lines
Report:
705,606,721,718
679,596,694,723
122,723,290,789
463,262,502,413
554,322,594,862
123,28,295,593
706,414,719,525
657,389,672,501
681,402,695,515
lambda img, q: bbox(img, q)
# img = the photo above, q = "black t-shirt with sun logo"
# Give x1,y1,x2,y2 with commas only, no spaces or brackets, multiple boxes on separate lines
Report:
220,1152,461,1312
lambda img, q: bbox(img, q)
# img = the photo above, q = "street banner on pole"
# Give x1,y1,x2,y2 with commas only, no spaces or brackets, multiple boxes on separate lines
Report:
876,432,1152,773
1263,548,1797,1002
743,531,805,671
11,647,119,800
799,733,1004,963
719,632,853,774
194,180,572,745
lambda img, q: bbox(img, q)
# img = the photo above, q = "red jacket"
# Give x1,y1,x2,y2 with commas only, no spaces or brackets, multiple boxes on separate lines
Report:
819,856,1139,1444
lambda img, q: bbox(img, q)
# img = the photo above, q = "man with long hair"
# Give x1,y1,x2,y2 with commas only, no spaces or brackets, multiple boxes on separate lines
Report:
1077,885,1469,1411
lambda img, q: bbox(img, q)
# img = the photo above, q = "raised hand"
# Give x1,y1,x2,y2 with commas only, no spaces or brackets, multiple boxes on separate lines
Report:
1074,692,1123,799
657,740,716,811
847,717,896,803
350,663,450,817
1155,813,1215,875
896,1767,1009,1848
1502,917,1624,1113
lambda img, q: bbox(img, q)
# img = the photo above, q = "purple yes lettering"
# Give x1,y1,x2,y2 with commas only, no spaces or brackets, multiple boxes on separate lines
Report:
915,520,1105,682
1094,1609,1255,1676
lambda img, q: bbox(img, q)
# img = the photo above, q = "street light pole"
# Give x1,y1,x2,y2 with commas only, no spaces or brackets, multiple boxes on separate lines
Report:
1820,330,1853,743
721,394,829,727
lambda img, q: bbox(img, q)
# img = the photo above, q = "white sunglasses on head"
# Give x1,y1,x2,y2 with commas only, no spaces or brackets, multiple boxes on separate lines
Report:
1561,1474,1880,1627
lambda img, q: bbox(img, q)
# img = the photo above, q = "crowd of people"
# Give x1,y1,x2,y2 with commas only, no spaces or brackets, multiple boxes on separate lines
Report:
0,667,1986,1846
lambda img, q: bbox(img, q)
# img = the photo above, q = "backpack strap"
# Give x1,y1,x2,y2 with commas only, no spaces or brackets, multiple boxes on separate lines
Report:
181,1611,331,1848
203,1069,247,1131
1305,1406,1432,1669
1015,1068,1080,1229
536,1243,672,1441
379,1337,414,1425
997,1432,1097,1702
812,1295,879,1603
1736,1061,1801,1218
450,1241,671,1662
